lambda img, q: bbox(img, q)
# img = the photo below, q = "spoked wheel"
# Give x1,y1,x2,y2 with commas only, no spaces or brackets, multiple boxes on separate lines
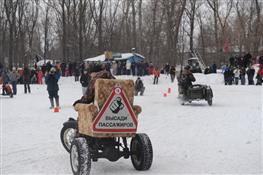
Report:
130,133,153,171
70,138,91,175
60,123,77,153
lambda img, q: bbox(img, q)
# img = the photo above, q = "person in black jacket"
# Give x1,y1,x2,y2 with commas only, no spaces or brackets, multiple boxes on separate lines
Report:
80,70,90,95
23,66,31,93
179,65,196,96
74,65,80,82
45,67,60,109
246,66,255,85
135,77,145,96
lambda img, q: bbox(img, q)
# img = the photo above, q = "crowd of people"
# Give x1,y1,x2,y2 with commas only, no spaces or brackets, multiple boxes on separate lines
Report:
1,52,262,108
222,53,263,85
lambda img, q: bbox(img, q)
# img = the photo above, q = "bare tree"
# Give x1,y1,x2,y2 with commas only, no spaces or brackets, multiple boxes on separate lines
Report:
4,0,18,67
163,0,187,63
185,0,201,52
25,0,39,65
89,0,105,53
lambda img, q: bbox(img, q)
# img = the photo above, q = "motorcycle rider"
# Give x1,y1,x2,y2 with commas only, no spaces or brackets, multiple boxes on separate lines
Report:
179,65,196,97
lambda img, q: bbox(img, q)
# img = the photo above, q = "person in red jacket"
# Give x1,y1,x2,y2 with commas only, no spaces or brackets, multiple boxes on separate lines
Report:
153,67,160,84
256,66,263,85
37,68,43,84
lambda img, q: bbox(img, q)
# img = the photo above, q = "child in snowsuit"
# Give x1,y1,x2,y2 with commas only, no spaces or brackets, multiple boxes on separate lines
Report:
45,67,60,109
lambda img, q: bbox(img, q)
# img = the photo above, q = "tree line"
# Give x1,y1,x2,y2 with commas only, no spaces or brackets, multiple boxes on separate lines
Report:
0,0,262,68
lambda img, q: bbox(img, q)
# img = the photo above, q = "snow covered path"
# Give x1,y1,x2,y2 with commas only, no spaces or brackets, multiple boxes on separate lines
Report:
1,74,262,174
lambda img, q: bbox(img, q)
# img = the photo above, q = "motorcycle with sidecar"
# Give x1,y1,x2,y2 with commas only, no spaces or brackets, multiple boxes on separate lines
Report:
60,79,153,175
177,76,213,106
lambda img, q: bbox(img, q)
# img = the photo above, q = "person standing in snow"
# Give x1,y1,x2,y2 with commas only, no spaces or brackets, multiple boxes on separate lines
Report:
74,65,80,82
80,70,90,95
233,67,240,85
256,66,263,85
153,67,160,84
23,66,31,93
246,66,255,85
8,67,19,95
240,67,246,85
126,60,131,75
1,68,9,95
169,65,176,83
45,67,60,109
37,68,43,84
164,63,170,75
135,77,145,96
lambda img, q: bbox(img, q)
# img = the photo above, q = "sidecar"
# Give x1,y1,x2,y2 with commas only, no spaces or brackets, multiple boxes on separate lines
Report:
178,84,213,106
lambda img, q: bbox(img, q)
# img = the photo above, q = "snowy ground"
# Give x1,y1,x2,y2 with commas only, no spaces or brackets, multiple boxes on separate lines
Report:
1,73,262,174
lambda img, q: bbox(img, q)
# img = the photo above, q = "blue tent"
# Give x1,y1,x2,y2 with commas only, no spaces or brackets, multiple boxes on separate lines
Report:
115,53,145,63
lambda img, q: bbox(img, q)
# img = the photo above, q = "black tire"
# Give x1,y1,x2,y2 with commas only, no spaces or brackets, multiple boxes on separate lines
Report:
60,122,77,153
130,133,153,171
207,96,212,106
70,138,91,175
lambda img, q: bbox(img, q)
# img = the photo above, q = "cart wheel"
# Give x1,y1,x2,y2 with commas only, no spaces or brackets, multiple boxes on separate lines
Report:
60,123,77,153
70,138,91,175
130,133,153,171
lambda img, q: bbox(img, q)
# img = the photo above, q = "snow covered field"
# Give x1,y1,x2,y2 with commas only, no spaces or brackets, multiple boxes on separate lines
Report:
1,73,262,174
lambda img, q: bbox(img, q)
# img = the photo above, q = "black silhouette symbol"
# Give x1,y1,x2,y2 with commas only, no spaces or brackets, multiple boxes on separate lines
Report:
110,97,124,113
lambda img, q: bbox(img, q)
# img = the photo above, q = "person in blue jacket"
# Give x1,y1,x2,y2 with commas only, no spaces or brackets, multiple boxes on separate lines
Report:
45,67,60,109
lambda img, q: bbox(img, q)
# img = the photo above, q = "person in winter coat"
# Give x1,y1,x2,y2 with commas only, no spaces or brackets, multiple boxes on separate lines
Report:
169,66,176,83
179,65,196,96
211,63,217,73
8,67,19,95
126,60,131,75
153,67,160,84
164,63,170,75
256,66,263,85
246,66,255,85
224,66,234,85
1,69,9,95
45,67,60,109
135,77,145,96
240,67,246,85
74,66,80,82
233,67,240,85
37,68,43,84
80,70,90,95
23,66,31,93
73,66,115,106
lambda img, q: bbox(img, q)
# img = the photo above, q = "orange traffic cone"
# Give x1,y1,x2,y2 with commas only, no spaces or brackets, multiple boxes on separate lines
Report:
54,106,59,113
164,93,167,97
168,88,171,94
